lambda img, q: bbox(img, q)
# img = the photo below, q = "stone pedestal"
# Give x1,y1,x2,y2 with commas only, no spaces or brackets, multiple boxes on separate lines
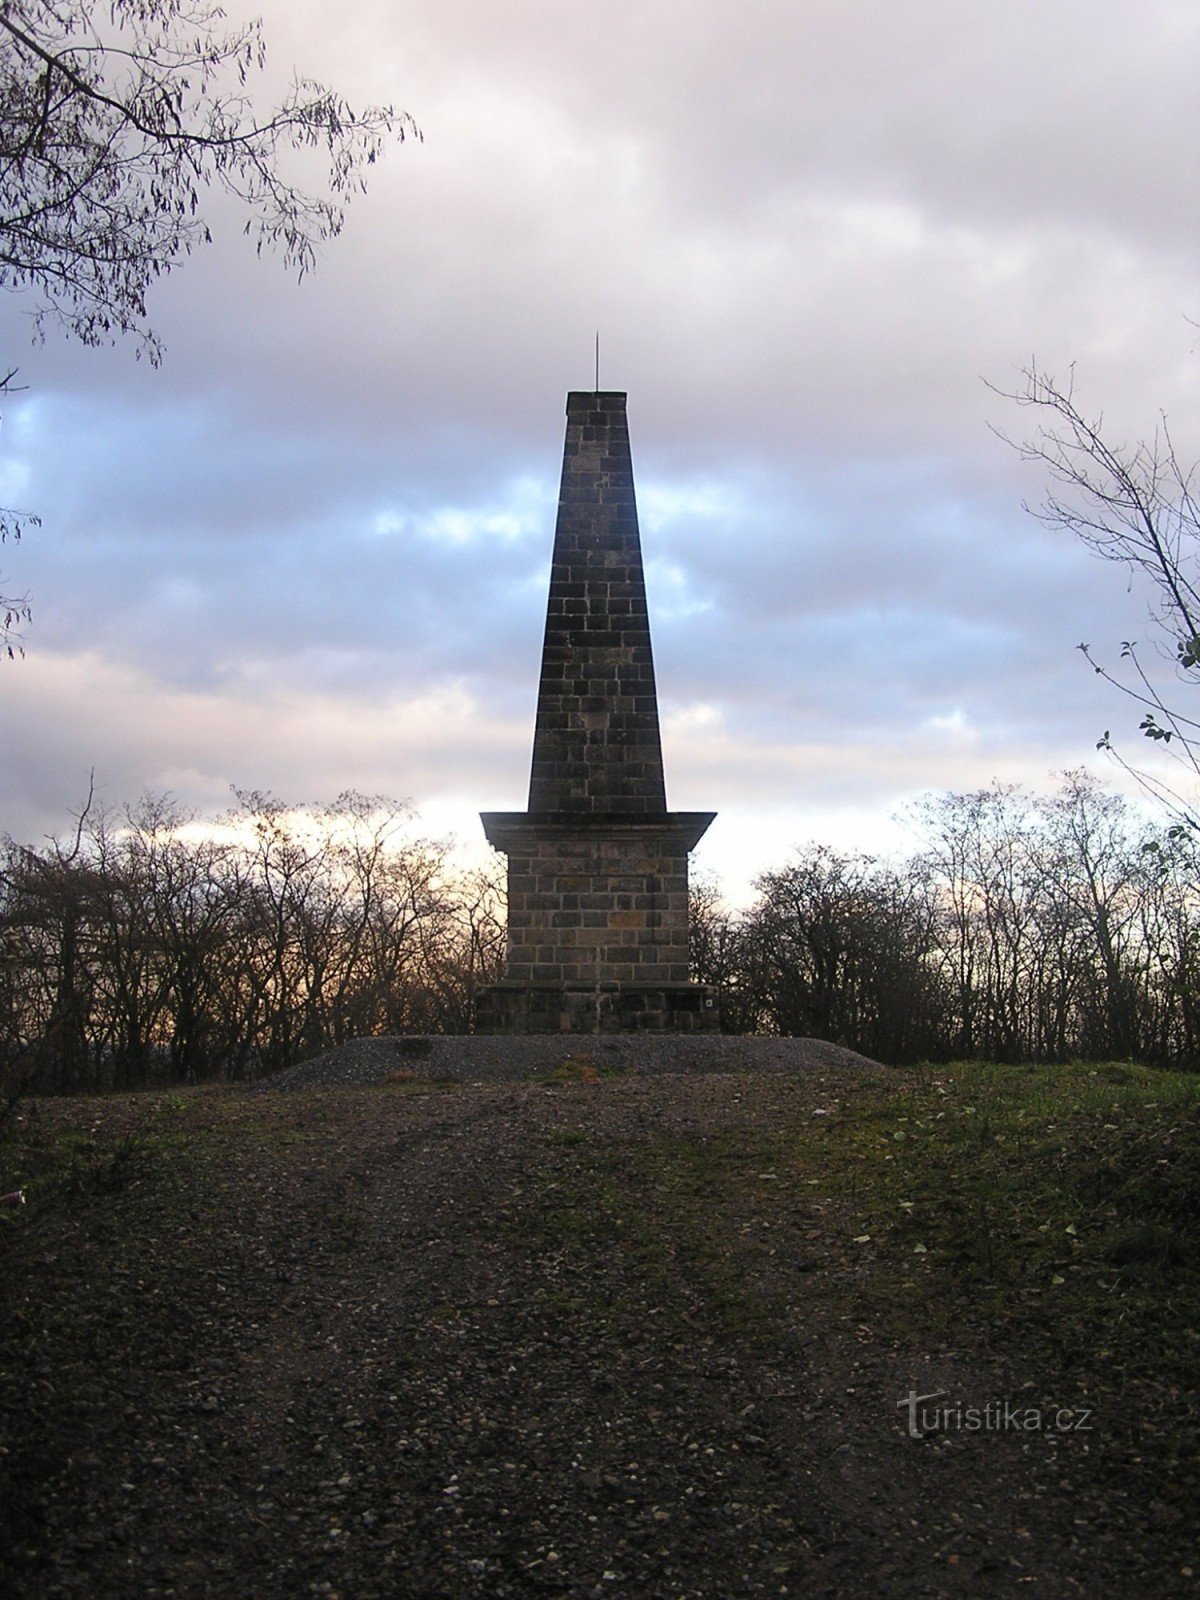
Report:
477,811,718,1035
474,981,719,1034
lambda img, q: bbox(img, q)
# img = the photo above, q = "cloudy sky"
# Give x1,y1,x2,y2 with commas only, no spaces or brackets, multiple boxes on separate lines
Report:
0,0,1196,898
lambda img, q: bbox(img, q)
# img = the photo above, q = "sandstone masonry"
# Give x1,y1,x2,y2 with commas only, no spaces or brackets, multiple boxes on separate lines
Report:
476,391,717,1034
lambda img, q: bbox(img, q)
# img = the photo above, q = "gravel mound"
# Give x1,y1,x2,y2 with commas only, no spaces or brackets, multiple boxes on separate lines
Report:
263,1032,888,1090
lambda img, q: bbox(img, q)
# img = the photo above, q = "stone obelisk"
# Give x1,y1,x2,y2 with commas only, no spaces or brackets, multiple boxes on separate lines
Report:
476,391,717,1034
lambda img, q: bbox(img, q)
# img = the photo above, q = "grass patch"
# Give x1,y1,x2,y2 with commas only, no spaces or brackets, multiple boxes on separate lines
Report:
379,1069,457,1093
484,1061,1200,1381
605,1062,1200,1400
0,1120,190,1228
537,1053,629,1084
824,1062,1200,1353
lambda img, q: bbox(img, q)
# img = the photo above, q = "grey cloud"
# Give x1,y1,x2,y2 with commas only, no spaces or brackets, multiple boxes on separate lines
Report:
0,0,1192,877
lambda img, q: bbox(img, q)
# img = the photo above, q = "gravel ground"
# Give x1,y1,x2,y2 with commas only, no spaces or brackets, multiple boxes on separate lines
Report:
2,1060,1190,1600
265,1034,889,1090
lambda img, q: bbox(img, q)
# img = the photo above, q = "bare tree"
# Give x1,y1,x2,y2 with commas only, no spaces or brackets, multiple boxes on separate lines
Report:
1039,772,1145,1061
994,362,1200,829
737,847,943,1061
913,784,1046,1061
688,872,754,1031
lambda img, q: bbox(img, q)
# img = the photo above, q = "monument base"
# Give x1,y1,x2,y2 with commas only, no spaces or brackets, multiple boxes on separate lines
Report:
474,981,720,1036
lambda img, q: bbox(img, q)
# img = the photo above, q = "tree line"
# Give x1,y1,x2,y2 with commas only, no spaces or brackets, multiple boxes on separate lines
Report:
0,790,504,1101
696,772,1200,1069
3,770,1199,1101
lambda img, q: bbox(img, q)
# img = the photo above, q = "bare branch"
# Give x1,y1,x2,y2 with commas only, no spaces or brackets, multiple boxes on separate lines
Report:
0,0,417,352
996,362,1200,819
0,0,417,657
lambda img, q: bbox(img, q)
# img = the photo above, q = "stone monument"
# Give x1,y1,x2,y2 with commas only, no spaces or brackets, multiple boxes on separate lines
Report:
475,390,718,1034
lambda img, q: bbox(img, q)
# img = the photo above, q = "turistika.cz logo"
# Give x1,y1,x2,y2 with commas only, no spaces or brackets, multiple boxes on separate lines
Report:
897,1390,1094,1439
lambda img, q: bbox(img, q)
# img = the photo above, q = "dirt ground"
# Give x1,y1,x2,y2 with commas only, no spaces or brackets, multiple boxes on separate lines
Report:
0,1066,1193,1598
